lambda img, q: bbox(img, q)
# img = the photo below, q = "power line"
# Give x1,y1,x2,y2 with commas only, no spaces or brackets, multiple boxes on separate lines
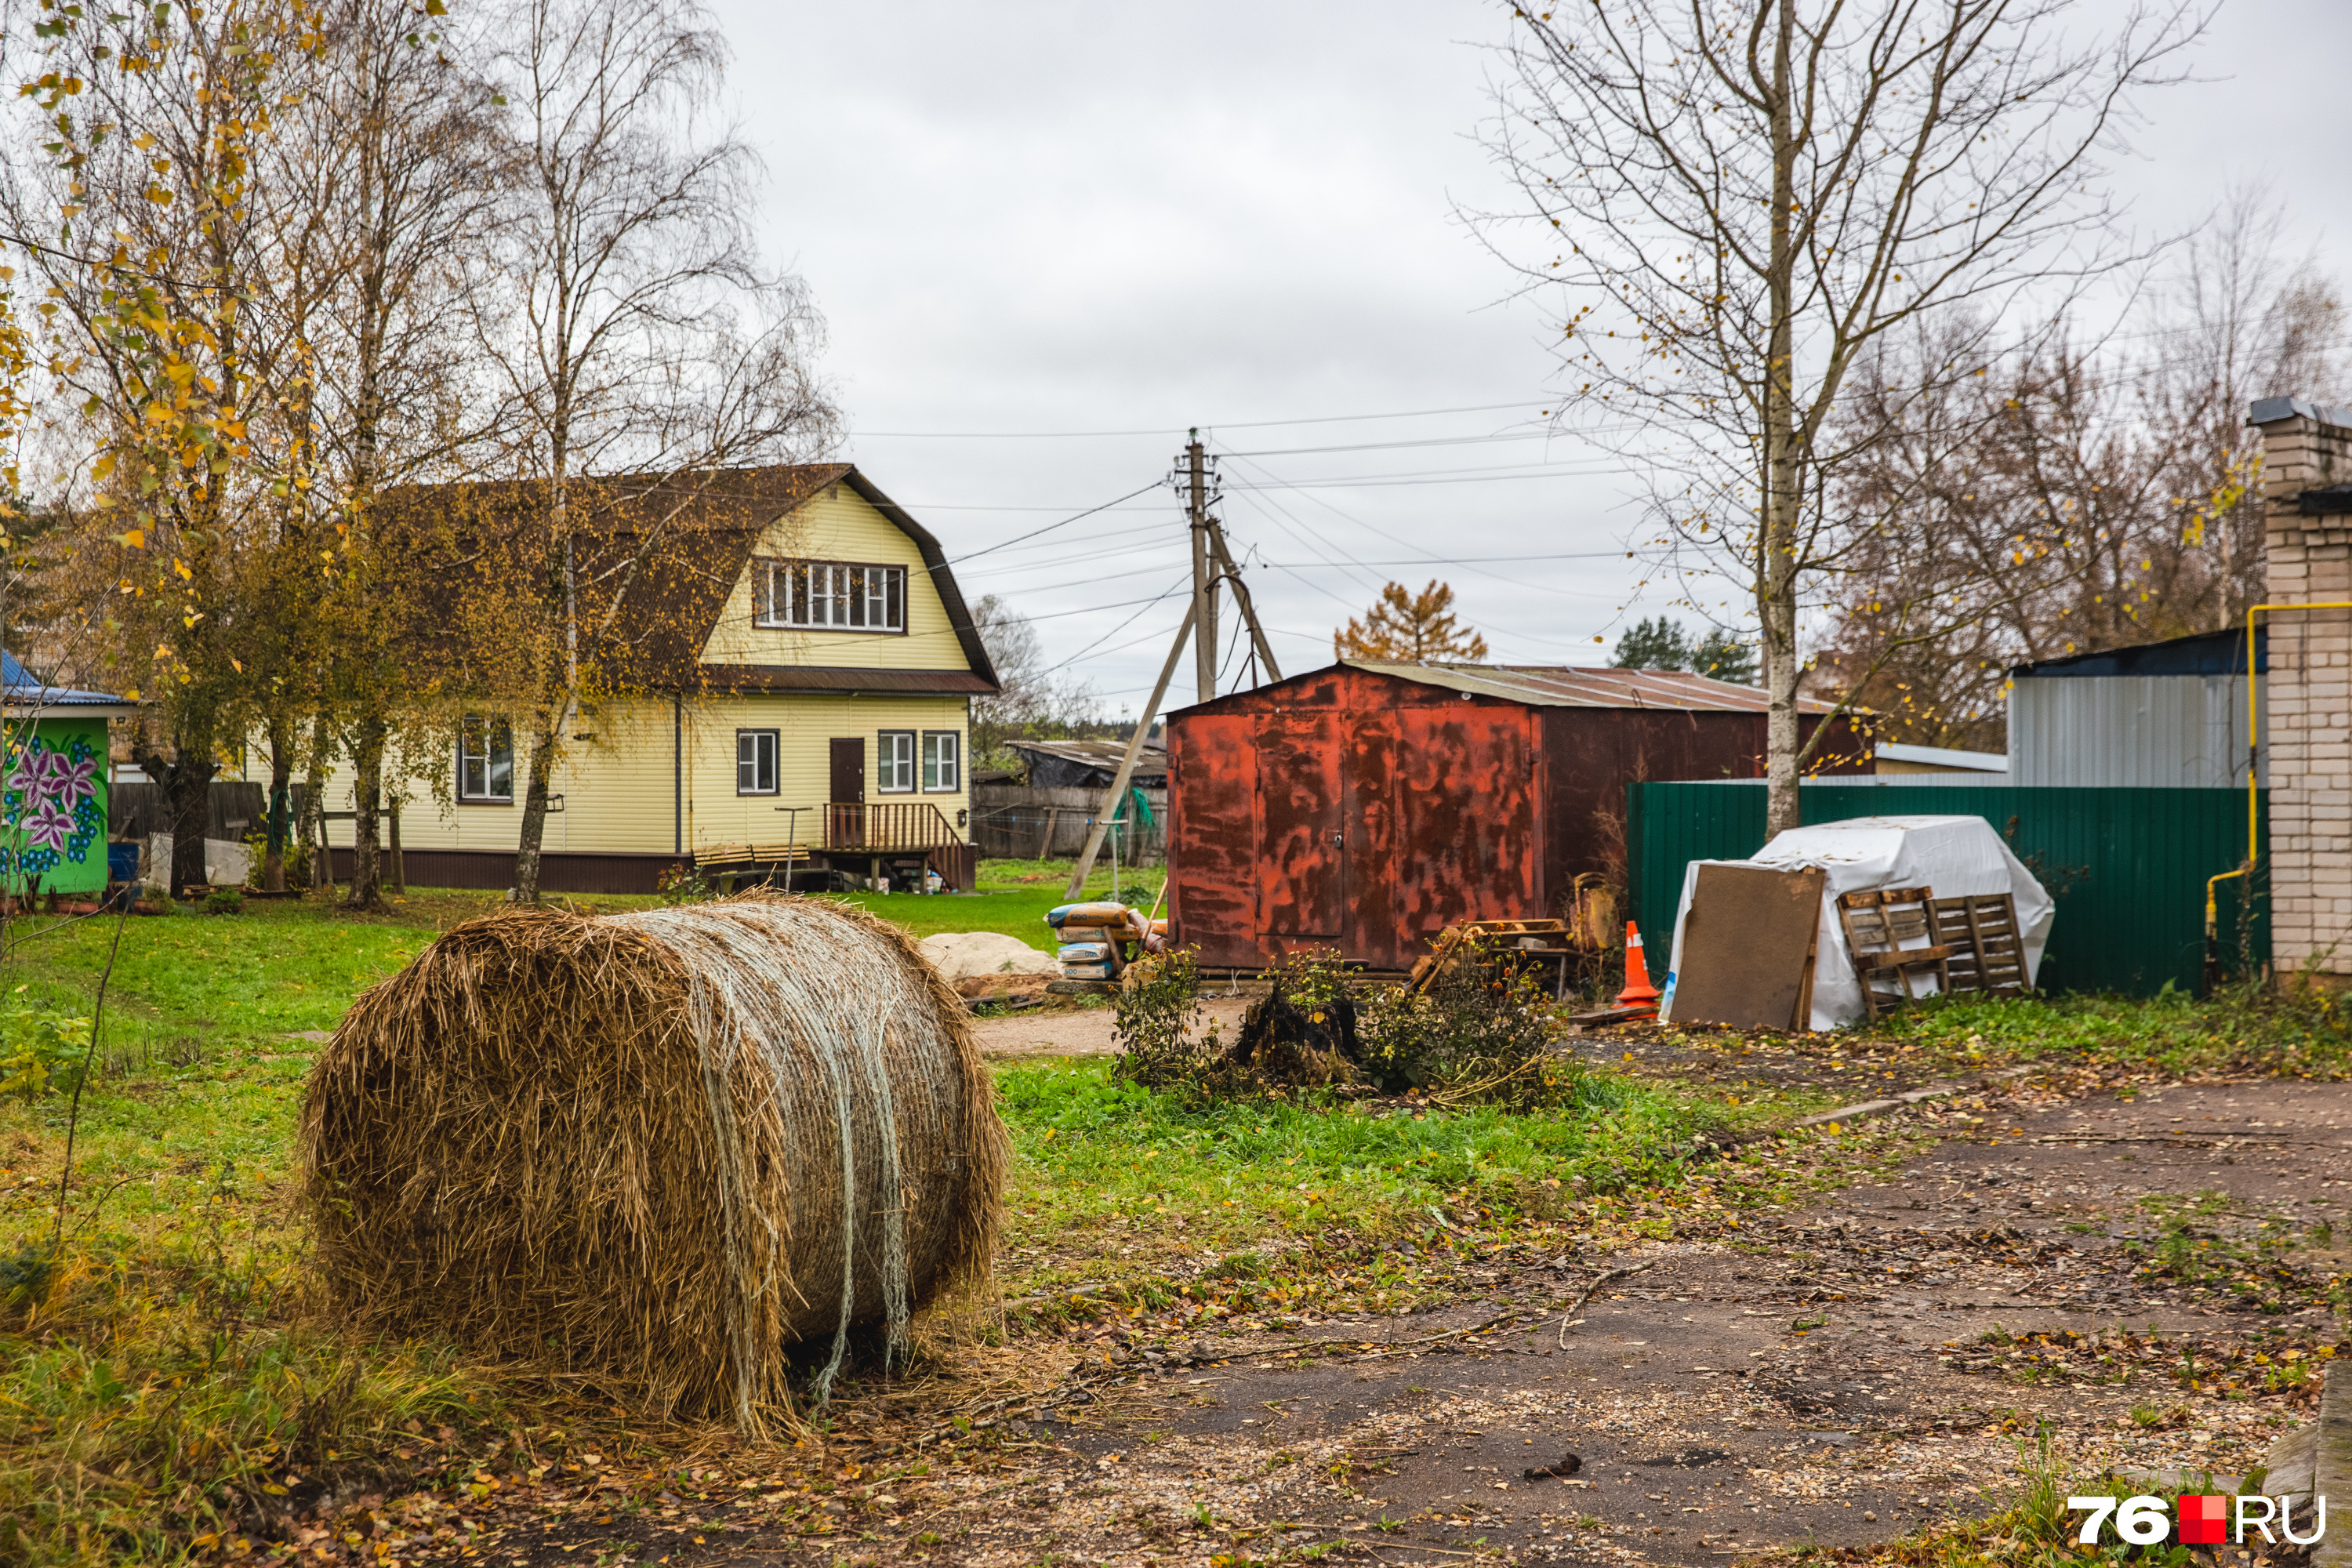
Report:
847,399,1557,440
1224,459,1630,490
1033,576,1195,677
1216,449,1631,610
898,502,1171,514
1254,549,1629,567
939,478,1167,568
1215,426,1635,459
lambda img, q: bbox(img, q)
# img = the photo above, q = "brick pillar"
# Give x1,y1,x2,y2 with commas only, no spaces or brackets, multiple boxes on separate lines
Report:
2251,397,2352,981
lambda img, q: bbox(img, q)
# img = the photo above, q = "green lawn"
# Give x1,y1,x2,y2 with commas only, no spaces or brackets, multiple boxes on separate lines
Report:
832,855,1164,951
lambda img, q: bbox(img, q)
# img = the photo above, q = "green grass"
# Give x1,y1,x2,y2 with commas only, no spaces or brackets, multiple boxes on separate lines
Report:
4,875,2333,1560
1878,985,2352,1079
988,1055,1834,1325
830,856,1163,952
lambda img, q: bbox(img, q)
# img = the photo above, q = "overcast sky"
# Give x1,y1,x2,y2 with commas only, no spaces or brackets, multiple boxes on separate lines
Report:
711,0,2347,713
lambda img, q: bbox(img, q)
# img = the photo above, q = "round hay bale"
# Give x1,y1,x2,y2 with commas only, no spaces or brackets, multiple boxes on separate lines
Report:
299,893,1005,1426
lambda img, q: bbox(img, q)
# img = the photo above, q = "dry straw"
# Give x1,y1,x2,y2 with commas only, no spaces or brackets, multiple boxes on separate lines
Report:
299,892,1006,1432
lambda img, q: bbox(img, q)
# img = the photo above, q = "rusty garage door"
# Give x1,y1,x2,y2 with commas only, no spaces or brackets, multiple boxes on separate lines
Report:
1255,713,1346,942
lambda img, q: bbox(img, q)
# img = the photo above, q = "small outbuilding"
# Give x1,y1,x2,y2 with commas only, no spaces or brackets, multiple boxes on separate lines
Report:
2008,627,2263,789
1163,661,1869,972
3,653,139,897
1004,738,1168,789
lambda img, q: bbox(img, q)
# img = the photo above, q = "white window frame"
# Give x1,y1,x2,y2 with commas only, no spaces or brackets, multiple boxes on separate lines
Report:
876,730,916,793
922,730,961,793
756,559,907,633
736,728,779,796
457,716,514,804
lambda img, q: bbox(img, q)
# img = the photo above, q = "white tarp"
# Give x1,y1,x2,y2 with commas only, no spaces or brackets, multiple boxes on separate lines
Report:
145,833,253,889
1660,815,2054,1030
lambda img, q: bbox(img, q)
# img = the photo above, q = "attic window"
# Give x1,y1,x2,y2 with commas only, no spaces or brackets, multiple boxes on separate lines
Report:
756,559,906,633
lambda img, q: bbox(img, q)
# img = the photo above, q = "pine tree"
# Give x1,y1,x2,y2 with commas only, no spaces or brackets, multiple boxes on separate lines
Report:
1608,616,1692,670
1334,580,1490,662
1693,628,1759,684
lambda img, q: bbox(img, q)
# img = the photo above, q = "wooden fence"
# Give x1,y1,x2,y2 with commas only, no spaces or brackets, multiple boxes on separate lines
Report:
971,784,1166,864
110,781,273,841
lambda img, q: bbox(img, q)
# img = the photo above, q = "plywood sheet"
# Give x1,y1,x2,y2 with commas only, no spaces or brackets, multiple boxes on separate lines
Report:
1671,863,1828,1030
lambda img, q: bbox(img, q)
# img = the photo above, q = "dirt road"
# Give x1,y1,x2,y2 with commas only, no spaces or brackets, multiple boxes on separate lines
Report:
704,1073,2350,1565
971,995,1255,1059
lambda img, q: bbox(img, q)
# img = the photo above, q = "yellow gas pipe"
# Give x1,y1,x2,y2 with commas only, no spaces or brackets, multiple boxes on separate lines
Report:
2209,602,2352,976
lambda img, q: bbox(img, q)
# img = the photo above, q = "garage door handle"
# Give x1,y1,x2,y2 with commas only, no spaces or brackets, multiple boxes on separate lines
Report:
1330,829,1344,848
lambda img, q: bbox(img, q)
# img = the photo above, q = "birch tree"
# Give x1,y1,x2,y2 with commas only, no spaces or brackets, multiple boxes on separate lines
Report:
479,0,835,902
6,0,325,893
1478,0,2204,833
287,0,505,909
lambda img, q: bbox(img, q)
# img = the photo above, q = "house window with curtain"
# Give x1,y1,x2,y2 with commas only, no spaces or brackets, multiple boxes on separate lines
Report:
754,559,907,632
922,731,960,793
457,716,513,804
736,729,779,795
877,730,916,793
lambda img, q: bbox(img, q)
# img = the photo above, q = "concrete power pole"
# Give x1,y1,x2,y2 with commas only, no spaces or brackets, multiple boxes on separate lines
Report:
1187,432,1218,705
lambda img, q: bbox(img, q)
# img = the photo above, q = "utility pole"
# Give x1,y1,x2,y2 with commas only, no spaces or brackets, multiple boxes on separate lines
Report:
1187,432,1218,705
1059,453,1286,903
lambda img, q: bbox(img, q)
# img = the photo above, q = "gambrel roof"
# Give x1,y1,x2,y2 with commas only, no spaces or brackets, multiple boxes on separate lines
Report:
394,464,999,696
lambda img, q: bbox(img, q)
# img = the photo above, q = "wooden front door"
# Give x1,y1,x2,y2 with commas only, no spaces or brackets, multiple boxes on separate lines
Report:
829,738,865,803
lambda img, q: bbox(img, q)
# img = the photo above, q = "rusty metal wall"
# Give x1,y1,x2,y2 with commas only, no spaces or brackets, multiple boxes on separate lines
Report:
1167,668,1547,971
1537,706,1870,913
1167,668,1871,973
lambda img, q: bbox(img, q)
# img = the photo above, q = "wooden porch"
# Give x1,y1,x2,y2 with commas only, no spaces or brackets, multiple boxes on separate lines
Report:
699,801,976,891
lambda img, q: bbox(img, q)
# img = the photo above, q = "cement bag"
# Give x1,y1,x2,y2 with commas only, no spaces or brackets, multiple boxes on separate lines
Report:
1661,814,2053,1031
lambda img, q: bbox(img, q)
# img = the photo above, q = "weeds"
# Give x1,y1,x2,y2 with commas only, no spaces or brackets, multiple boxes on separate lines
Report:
1114,938,1580,1108
0,1011,91,1102
1883,984,2352,1080
1357,935,1572,1105
1112,947,1206,1091
2119,1194,2349,1316
0,1200,496,1563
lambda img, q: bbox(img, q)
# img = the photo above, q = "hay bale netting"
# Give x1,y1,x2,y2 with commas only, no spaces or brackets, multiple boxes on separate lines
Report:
299,893,1007,1427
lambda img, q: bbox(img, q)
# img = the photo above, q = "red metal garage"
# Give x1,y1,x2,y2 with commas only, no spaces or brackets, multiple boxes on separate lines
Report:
1164,662,1867,972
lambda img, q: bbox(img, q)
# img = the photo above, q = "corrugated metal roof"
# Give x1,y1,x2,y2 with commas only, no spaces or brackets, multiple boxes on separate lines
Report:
1342,661,1832,713
1,652,135,713
1878,742,2008,771
1008,739,1167,770
2011,627,2263,679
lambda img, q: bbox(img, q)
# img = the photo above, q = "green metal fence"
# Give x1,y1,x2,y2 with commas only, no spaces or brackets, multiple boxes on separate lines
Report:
1624,782,2268,998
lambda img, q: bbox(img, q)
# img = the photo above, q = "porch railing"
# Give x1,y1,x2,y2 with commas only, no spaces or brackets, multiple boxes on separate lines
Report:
825,800,962,853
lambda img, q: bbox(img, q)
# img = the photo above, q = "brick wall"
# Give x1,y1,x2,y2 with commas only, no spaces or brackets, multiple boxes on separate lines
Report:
2253,398,2352,978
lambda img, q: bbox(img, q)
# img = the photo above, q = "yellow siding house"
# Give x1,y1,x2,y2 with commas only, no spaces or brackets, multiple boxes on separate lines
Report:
319,466,999,894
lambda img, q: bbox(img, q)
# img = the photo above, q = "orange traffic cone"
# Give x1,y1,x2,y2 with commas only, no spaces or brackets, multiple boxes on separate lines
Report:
1614,920,1661,1012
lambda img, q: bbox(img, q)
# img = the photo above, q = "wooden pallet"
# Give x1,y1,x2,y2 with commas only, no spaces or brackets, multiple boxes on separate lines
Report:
1931,892,2027,996
1835,886,1952,1022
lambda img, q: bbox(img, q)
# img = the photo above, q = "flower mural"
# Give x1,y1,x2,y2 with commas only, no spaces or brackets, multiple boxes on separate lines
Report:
23,797,74,855
3,731,104,882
